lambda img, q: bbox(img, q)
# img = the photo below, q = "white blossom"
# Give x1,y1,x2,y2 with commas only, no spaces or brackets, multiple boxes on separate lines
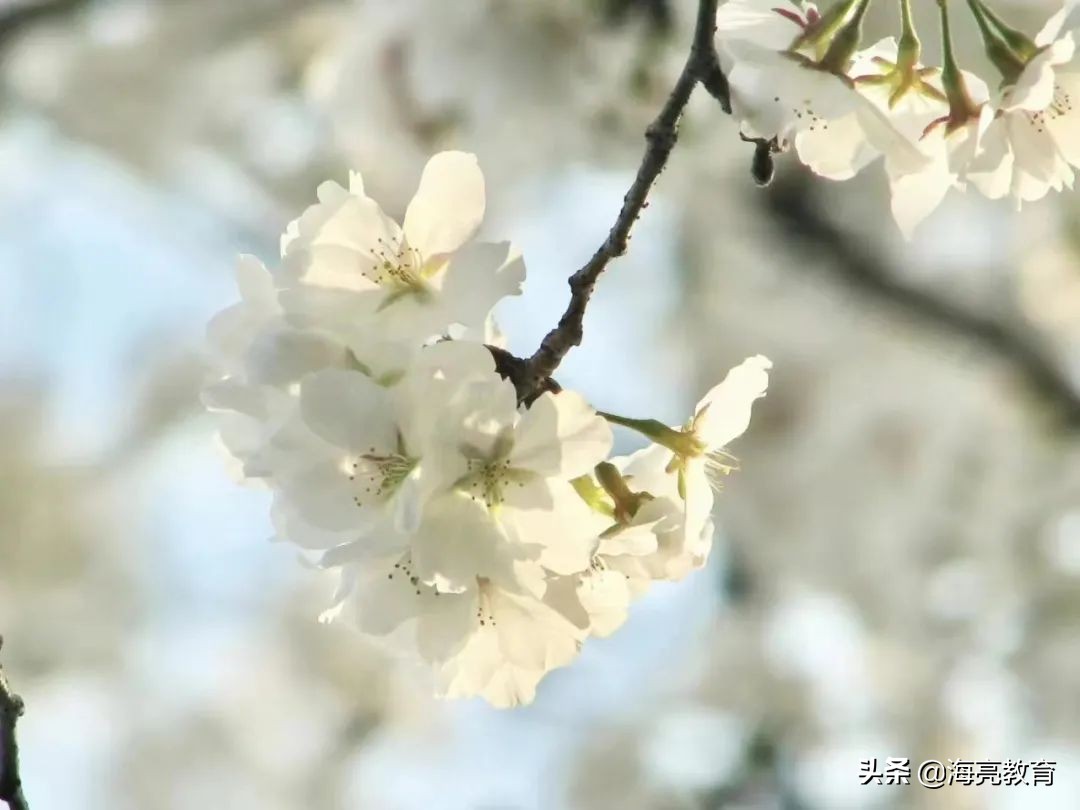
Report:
553,463,674,638
716,0,925,183
272,341,497,542
204,151,768,708
423,373,614,582
278,151,525,351
969,5,1080,207
852,38,993,238
669,355,772,552
203,255,347,478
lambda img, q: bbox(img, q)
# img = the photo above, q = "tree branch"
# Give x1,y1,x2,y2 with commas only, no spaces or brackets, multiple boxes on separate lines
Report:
519,0,729,399
487,344,562,405
763,174,1080,428
0,638,28,810
0,0,88,53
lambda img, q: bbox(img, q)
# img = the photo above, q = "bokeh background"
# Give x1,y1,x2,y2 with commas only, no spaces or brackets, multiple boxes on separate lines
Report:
2,0,1080,807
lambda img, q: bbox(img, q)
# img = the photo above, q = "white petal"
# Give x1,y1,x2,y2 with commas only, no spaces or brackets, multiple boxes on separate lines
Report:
693,355,772,450
403,151,485,259
235,254,277,310
206,257,281,370
436,241,526,333
795,109,878,181
1048,72,1080,167
347,170,365,196
500,478,598,574
887,150,953,240
350,554,440,636
244,326,344,387
302,195,404,290
398,339,499,447
855,100,929,177
281,180,351,257
201,378,270,417
619,443,680,499
540,575,591,631
436,636,544,708
409,493,525,593
682,462,715,556
1007,110,1063,183
727,61,789,139
486,585,582,671
317,567,356,625
408,338,497,383
597,521,661,558
576,567,633,637
299,369,397,452
433,582,583,707
1007,49,1063,112
715,0,806,52
415,587,477,662
277,459,369,532
271,495,356,550
967,116,1015,200
391,466,428,534
510,389,613,478
732,56,862,146
435,375,520,461
1036,6,1077,46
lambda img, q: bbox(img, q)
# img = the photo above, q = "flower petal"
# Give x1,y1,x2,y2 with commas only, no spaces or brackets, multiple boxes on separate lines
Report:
715,0,808,52
1048,72,1080,167
235,254,277,309
244,326,344,387
694,355,772,450
436,241,526,333
795,110,877,181
350,553,441,636
415,586,477,661
576,567,633,638
500,478,597,574
409,493,527,593
1007,48,1064,112
271,495,356,550
510,390,613,478
299,369,397,453
1036,5,1078,46
403,151,486,259
301,195,404,290
887,151,954,240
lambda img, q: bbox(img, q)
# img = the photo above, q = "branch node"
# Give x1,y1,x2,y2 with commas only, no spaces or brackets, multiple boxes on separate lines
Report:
0,636,29,810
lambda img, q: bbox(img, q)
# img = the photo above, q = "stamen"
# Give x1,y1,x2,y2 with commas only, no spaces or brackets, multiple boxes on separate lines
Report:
704,449,740,491
348,452,417,504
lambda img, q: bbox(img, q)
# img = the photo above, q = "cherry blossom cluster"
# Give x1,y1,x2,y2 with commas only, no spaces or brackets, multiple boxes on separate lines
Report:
203,152,770,707
718,0,1080,237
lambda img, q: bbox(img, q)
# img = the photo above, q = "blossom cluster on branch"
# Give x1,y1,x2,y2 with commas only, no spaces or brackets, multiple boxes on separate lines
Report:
719,0,1080,237
204,152,770,707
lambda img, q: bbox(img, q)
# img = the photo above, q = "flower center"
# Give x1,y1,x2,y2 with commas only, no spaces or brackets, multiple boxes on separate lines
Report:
372,236,426,293
458,457,531,509
346,451,418,504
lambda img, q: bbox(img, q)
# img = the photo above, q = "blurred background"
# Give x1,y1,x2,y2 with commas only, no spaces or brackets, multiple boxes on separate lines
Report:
1,0,1080,807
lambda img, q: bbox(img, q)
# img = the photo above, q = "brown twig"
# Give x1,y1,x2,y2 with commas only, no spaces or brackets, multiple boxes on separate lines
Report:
487,344,562,406
0,638,28,810
519,0,729,400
